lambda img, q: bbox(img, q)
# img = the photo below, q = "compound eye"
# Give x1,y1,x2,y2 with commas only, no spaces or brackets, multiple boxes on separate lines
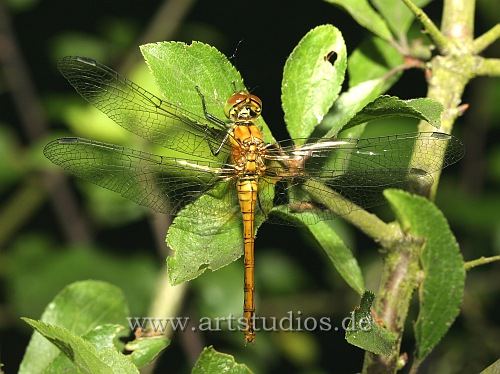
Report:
224,92,248,118
248,94,262,108
224,91,263,119
247,95,262,118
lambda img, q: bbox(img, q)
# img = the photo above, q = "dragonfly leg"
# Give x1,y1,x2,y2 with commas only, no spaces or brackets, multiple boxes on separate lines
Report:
194,86,232,156
194,86,228,127
213,131,231,155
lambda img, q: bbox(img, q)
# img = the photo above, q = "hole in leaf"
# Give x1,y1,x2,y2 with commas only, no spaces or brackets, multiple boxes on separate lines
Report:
198,263,209,271
324,50,337,65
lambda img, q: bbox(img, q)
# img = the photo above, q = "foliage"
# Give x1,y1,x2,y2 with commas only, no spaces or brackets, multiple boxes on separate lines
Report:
20,281,168,373
1,0,500,373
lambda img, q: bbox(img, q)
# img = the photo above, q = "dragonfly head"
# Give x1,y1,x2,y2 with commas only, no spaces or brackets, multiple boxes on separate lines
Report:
225,91,262,121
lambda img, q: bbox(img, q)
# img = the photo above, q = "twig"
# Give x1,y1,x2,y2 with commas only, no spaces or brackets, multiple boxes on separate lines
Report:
472,24,500,54
399,0,451,53
303,180,402,247
363,241,421,372
441,0,475,42
0,2,92,244
464,255,500,270
474,57,500,77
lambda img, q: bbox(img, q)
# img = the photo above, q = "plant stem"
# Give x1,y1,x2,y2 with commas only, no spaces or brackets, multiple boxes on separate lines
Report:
362,0,481,372
464,255,500,270
474,57,500,77
400,0,451,53
303,180,402,247
472,24,500,53
441,0,475,43
362,240,421,373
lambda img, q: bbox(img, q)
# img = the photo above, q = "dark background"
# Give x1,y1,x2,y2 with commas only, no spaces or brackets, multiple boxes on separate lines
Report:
0,0,499,373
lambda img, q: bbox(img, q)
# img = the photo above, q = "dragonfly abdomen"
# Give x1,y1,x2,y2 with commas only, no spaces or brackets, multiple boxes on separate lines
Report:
237,176,258,343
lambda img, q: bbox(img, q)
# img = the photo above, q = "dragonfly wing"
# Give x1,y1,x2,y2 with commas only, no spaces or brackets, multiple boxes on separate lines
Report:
262,132,463,225
44,137,235,215
268,132,464,175
261,170,434,226
58,56,231,158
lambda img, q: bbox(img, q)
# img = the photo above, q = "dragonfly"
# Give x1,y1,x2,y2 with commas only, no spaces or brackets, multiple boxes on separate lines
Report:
44,56,464,343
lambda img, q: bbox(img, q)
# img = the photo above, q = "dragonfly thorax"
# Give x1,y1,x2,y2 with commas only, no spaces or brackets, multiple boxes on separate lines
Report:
231,124,266,176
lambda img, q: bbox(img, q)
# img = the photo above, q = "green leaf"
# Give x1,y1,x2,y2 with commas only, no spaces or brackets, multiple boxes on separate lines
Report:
345,291,397,355
480,358,500,374
8,236,156,318
324,0,393,41
320,79,387,137
166,185,242,285
273,210,364,295
345,95,443,129
45,324,129,373
19,280,129,373
140,41,273,143
126,336,170,369
384,189,465,361
348,36,403,88
84,324,129,350
22,319,138,374
372,0,432,39
167,182,273,285
282,25,347,141
192,346,252,374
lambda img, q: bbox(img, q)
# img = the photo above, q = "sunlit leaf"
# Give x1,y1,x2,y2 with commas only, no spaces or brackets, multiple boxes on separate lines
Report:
45,324,129,372
345,95,443,129
140,41,273,143
19,281,129,373
126,336,170,369
282,25,347,141
192,346,252,374
167,182,273,285
22,319,138,374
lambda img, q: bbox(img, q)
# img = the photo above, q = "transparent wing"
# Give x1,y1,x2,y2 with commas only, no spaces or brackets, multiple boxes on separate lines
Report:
261,132,464,224
44,137,236,215
265,132,463,174
58,56,231,158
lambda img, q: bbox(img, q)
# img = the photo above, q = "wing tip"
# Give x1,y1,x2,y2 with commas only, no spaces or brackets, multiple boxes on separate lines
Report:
57,56,98,76
43,137,81,157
